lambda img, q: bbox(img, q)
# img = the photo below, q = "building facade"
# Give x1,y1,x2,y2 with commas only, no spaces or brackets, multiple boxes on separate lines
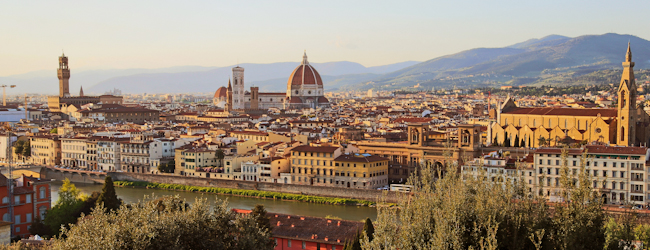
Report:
490,44,650,147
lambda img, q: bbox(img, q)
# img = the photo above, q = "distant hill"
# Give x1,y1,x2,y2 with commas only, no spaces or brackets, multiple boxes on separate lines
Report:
352,33,650,91
0,61,418,94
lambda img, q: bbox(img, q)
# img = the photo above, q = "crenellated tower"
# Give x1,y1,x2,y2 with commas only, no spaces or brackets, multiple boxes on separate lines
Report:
57,53,70,97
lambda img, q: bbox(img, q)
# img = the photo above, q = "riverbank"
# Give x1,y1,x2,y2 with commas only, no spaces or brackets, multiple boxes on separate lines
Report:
114,181,377,206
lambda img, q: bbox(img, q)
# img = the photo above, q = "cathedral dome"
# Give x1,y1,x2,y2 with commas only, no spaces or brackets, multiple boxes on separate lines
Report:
214,87,227,98
287,52,323,89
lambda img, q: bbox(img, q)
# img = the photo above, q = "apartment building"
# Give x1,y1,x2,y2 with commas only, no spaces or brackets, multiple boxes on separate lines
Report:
533,146,649,205
0,174,51,237
61,137,88,168
96,137,128,171
240,157,290,183
331,153,389,189
463,146,650,206
29,135,60,166
290,145,342,186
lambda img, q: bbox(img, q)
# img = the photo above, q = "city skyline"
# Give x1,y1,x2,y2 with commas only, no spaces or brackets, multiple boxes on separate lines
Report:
3,0,650,76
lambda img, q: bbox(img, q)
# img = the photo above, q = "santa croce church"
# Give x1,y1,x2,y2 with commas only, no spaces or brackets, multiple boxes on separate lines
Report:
490,43,650,147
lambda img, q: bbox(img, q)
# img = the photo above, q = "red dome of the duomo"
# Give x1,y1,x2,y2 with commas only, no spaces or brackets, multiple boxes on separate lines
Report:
287,52,323,89
214,86,227,98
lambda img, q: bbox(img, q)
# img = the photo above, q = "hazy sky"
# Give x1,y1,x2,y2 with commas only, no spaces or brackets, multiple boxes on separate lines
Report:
2,0,650,76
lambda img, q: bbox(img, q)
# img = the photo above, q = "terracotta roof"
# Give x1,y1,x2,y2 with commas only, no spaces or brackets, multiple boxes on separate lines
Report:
288,64,323,87
334,153,388,163
214,87,227,98
269,212,362,245
502,107,617,117
291,145,340,153
585,145,647,155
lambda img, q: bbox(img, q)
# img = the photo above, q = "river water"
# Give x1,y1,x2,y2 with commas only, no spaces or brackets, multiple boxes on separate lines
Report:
50,181,377,221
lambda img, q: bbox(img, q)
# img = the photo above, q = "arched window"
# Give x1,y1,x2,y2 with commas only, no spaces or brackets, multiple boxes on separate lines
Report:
39,206,47,219
2,213,8,222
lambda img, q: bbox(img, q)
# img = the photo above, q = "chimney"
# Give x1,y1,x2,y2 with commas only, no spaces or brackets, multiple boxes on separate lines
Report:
300,217,305,220
275,214,278,217
324,237,328,241
327,220,331,224
337,221,341,226
291,224,294,228
337,239,341,243
287,216,291,219
277,221,281,226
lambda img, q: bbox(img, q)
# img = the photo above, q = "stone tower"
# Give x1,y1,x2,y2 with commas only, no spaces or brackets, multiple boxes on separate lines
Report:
250,86,259,110
617,42,637,146
232,66,245,110
57,53,70,97
225,79,233,112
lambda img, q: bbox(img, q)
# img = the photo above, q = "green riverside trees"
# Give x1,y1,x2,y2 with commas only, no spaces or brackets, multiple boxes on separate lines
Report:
96,176,122,212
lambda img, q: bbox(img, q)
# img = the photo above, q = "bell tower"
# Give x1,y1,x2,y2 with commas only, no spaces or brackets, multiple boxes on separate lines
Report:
617,42,637,146
57,53,70,97
232,66,245,110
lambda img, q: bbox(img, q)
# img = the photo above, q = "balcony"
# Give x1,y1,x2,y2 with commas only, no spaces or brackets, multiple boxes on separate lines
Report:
631,178,645,182
631,190,643,194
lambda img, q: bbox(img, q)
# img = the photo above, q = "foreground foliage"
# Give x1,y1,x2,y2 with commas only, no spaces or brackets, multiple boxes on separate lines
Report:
363,148,611,250
50,196,274,250
114,180,375,205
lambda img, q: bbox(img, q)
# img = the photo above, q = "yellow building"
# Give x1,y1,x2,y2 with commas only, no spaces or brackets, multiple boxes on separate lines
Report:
491,43,650,147
29,135,61,166
289,145,389,189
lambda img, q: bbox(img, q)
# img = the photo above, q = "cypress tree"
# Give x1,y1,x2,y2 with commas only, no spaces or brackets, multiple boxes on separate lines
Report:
251,204,271,232
514,135,520,147
363,217,374,242
97,176,122,212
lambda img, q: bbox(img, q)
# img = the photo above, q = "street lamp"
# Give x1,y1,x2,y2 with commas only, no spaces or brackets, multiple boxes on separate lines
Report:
1,85,16,106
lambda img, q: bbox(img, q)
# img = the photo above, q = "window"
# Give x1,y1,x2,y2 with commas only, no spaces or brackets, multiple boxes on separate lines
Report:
26,194,31,204
2,213,8,222
288,240,292,247
26,213,32,223
15,215,20,224
1,197,6,204
302,241,306,249
14,196,19,204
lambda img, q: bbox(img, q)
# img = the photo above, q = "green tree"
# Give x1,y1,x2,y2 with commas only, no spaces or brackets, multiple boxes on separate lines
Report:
634,224,650,249
50,196,274,250
521,138,526,148
96,176,122,212
14,140,24,157
29,215,52,238
344,231,362,250
44,179,86,236
538,136,547,147
21,141,30,158
215,149,225,167
159,160,175,173
514,135,520,147
251,204,271,232
363,218,374,242
504,132,511,147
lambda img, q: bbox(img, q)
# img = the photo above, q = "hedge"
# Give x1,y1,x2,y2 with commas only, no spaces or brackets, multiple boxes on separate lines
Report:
114,181,375,206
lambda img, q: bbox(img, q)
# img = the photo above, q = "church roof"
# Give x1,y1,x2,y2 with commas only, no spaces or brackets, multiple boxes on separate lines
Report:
502,107,617,117
214,87,227,98
287,52,323,88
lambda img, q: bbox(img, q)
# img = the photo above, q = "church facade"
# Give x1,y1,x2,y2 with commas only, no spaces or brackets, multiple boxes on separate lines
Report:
490,43,650,147
213,52,329,110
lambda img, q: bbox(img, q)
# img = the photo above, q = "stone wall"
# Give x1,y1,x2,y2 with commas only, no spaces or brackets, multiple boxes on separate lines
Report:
109,172,400,203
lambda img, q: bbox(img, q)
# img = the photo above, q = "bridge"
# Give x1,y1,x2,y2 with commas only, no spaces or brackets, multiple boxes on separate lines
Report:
39,166,107,184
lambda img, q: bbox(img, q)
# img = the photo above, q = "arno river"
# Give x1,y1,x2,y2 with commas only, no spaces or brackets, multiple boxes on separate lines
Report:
51,181,377,221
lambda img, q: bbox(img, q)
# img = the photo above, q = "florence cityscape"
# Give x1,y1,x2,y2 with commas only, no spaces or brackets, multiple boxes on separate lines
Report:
3,1,650,249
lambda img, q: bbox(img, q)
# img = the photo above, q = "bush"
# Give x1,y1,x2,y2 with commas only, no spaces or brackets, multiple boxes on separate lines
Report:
114,181,375,206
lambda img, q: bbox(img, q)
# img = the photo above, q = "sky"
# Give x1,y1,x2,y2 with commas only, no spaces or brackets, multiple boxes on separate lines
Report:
2,0,650,76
